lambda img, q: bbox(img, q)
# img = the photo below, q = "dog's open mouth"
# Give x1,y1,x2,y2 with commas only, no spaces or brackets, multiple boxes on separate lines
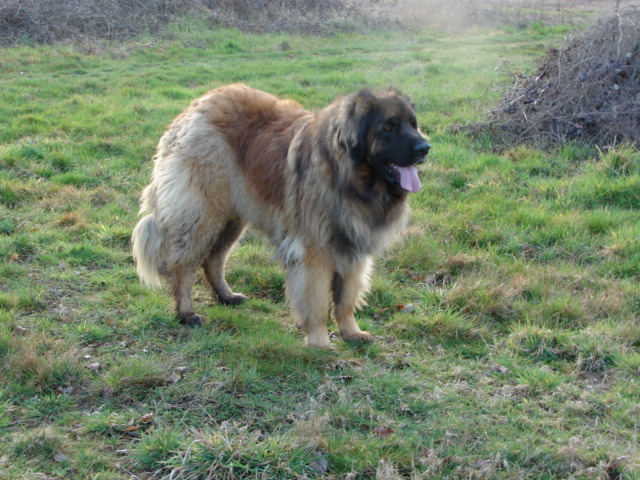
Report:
385,164,422,193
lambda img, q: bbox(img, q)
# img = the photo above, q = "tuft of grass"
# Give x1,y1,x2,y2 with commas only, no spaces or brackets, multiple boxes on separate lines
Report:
96,356,171,400
599,144,640,177
131,426,185,471
515,364,565,392
389,309,489,342
506,323,570,361
56,211,85,228
11,427,67,460
0,182,21,207
0,396,11,433
23,392,76,423
0,217,16,235
443,277,518,325
51,171,95,187
73,321,113,345
159,425,317,480
614,351,640,376
64,242,115,267
570,333,618,373
1,333,85,396
82,410,130,436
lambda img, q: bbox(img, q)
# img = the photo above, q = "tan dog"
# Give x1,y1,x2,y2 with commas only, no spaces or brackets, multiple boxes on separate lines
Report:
132,84,429,348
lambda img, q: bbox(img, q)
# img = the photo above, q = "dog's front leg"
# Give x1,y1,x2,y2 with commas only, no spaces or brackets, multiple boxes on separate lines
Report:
332,256,375,343
285,248,333,348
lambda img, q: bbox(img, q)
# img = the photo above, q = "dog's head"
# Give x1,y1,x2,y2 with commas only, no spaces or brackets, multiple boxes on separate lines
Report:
340,89,430,194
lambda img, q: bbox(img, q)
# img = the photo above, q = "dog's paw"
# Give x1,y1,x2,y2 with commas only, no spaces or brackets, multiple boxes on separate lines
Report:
343,331,376,344
178,313,205,327
305,330,332,349
220,293,248,306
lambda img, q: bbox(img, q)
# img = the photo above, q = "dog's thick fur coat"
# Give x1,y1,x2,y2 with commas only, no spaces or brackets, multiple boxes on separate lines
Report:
132,84,429,348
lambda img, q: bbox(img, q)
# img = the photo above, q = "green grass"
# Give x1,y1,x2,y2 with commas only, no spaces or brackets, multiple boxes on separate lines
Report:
1,18,639,479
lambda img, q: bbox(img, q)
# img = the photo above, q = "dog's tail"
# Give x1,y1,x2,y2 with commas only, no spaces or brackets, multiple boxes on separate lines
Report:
131,214,166,288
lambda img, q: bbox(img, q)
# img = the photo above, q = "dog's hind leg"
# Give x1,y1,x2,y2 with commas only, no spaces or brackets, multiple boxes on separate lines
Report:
164,210,224,326
332,257,375,343
170,263,204,327
202,220,248,305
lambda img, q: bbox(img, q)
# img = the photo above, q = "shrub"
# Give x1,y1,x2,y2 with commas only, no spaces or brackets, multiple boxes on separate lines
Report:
0,0,198,44
488,8,640,148
0,0,390,44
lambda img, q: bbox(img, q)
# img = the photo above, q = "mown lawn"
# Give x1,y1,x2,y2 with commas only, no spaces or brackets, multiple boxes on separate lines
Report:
0,19,639,479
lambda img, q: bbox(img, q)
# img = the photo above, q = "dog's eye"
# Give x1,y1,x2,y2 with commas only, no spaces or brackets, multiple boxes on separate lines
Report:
383,118,400,134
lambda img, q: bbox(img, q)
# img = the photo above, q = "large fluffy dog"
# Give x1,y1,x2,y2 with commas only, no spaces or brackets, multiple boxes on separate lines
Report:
132,84,429,348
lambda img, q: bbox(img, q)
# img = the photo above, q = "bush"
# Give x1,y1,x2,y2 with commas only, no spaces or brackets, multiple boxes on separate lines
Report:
0,0,201,44
0,0,390,44
488,8,640,148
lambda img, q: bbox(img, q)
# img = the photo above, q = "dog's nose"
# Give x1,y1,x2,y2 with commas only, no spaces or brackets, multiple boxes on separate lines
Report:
414,140,430,163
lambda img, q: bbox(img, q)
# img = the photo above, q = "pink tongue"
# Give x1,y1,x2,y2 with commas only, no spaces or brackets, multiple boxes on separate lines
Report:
398,165,421,193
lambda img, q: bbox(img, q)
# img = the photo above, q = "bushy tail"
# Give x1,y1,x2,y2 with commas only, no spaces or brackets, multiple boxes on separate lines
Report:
131,214,165,288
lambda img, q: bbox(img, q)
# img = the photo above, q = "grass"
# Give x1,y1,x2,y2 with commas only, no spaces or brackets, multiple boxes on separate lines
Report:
0,17,639,480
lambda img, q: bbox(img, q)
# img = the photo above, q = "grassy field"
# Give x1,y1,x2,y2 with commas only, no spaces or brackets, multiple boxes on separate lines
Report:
1,17,639,480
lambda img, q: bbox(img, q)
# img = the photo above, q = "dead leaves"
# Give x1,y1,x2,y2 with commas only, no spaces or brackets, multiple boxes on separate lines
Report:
308,452,329,474
394,303,416,314
14,325,28,335
359,424,396,438
115,412,155,438
53,452,69,463
373,302,417,320
85,362,101,371
168,366,189,383
372,426,395,438
56,385,73,395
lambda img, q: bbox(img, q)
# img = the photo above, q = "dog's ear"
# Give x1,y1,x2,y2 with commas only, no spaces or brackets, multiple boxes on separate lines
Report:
339,89,377,162
389,87,415,112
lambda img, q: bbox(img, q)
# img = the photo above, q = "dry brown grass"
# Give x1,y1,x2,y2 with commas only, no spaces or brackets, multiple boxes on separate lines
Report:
5,332,84,393
0,0,389,44
0,0,625,45
0,0,199,44
206,0,393,34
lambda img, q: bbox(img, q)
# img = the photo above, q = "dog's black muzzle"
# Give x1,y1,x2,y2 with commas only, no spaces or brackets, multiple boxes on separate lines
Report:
413,139,430,164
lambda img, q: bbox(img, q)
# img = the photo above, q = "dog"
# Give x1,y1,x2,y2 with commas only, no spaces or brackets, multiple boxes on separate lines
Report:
131,84,429,348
